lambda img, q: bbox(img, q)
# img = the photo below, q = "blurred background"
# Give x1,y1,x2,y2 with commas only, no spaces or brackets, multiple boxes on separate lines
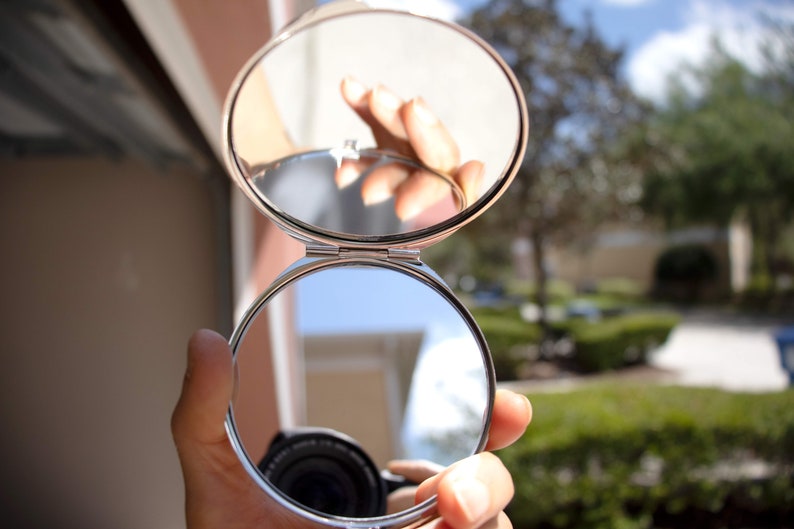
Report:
0,0,792,528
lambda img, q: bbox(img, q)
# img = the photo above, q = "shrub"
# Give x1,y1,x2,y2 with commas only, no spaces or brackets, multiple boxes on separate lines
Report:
500,386,794,529
655,244,718,283
737,274,794,314
473,307,680,377
595,277,646,302
565,312,680,372
504,278,577,304
654,244,719,302
471,306,541,380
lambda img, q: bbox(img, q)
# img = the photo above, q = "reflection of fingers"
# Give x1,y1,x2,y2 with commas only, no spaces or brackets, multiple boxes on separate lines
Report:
341,76,370,114
387,459,445,483
416,453,514,529
402,97,460,174
455,161,486,207
342,77,414,155
335,159,365,189
485,390,532,452
394,170,458,221
341,77,388,143
370,85,409,140
361,164,410,205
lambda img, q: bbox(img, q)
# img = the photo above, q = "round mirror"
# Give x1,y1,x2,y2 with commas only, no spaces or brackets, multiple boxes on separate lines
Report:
224,4,527,247
227,259,494,526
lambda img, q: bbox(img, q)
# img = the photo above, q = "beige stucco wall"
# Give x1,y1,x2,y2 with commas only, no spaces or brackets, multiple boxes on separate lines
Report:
303,332,423,469
547,226,735,296
0,157,227,528
307,369,395,467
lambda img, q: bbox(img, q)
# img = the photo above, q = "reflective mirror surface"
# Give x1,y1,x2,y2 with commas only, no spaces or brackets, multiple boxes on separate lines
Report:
225,8,526,245
228,262,494,522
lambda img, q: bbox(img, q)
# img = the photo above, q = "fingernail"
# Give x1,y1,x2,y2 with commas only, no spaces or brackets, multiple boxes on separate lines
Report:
362,185,393,206
373,85,402,111
336,164,359,188
342,77,367,104
411,97,439,125
518,393,532,414
467,163,486,190
396,199,422,221
451,478,490,524
515,392,533,420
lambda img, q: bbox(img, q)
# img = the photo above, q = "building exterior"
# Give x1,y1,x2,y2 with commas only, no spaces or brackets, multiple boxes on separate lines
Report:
0,1,311,527
546,221,752,296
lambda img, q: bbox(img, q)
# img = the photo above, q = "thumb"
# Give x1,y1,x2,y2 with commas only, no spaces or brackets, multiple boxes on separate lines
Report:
171,329,235,448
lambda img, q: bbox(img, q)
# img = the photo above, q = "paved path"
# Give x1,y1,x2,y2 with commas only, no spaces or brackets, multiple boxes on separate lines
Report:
650,310,791,392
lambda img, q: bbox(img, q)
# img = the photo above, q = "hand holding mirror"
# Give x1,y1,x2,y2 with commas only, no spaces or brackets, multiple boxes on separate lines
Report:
223,1,527,527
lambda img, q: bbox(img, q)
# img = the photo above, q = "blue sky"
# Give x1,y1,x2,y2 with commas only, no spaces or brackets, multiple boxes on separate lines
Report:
352,0,794,102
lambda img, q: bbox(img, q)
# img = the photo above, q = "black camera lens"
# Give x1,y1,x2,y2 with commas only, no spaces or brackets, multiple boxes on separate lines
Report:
258,429,388,518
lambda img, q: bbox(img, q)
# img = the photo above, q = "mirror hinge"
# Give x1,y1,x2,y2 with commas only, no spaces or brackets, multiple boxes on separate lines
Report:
306,245,420,263
306,244,339,258
386,248,421,263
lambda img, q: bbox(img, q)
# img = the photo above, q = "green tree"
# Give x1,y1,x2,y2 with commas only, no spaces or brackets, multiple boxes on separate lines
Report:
636,26,794,281
456,0,647,337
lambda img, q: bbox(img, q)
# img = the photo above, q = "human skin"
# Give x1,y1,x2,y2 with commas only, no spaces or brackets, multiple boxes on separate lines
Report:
338,77,486,220
171,329,532,529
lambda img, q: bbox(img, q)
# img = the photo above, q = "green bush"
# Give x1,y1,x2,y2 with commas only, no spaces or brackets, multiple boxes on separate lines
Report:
504,278,577,304
737,274,794,314
653,244,719,303
566,312,680,372
471,306,541,380
473,308,680,377
500,386,794,529
594,277,646,302
655,244,718,283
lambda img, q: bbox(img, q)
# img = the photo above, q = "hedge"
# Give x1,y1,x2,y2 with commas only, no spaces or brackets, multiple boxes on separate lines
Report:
473,308,681,378
472,306,541,380
563,312,681,372
500,386,794,529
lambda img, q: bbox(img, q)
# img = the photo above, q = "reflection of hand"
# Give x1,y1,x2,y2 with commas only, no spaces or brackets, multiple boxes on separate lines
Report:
172,329,532,529
338,77,485,221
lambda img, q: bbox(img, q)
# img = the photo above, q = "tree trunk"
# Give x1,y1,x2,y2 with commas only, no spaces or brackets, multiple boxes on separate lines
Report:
749,207,776,286
530,228,552,355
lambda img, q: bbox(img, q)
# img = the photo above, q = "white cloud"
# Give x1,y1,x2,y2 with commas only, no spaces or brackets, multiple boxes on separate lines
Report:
627,0,794,102
363,0,462,21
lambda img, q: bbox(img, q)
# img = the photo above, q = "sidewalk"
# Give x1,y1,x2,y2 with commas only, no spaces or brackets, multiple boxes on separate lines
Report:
650,309,791,392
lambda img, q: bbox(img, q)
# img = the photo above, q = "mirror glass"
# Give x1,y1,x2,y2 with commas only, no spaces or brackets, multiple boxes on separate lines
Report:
229,263,492,520
227,9,524,241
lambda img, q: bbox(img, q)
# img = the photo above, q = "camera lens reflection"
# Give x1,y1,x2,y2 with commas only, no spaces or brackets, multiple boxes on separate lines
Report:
259,429,386,517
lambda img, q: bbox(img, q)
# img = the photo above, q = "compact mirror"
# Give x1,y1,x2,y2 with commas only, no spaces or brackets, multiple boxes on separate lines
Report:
228,260,492,522
223,1,527,527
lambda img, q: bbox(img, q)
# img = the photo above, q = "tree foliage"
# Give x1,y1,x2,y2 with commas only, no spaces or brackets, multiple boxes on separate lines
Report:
634,22,794,279
453,0,647,327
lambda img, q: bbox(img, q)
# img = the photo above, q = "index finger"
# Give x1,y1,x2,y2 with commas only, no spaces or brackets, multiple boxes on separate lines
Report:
401,97,461,175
